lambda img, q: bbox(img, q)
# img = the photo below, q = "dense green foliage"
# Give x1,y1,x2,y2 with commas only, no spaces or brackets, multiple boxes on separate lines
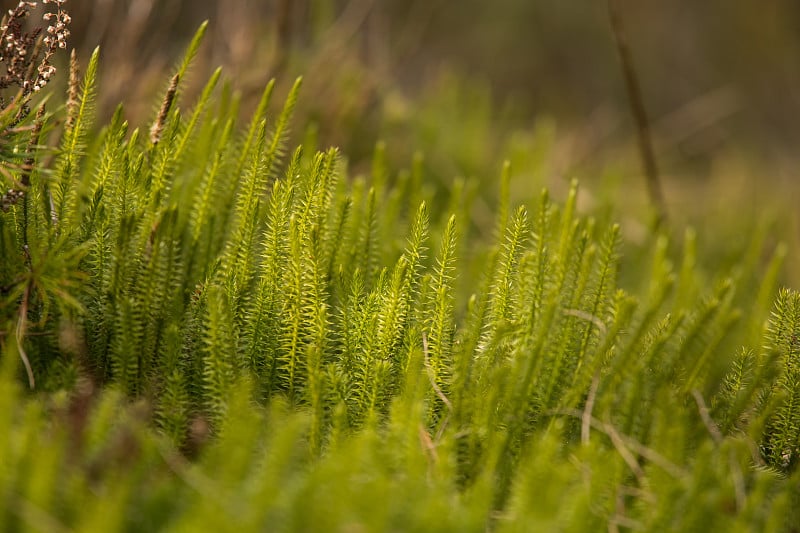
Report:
2,25,800,532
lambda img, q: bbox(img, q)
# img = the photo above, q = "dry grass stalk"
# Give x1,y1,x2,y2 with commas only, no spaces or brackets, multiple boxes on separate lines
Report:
150,72,180,145
607,0,667,227
65,47,78,128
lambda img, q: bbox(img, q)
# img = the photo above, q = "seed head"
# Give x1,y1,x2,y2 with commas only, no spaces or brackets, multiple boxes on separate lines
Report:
0,0,70,101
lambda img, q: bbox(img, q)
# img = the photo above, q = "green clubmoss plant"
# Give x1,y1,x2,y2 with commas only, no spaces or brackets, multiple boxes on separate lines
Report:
0,18,799,533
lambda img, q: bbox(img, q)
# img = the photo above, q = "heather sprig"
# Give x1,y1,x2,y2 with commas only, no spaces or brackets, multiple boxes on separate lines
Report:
0,0,69,210
0,0,70,100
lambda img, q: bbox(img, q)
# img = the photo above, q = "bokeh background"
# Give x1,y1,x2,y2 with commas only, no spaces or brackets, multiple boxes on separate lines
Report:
64,1,800,153
58,0,800,276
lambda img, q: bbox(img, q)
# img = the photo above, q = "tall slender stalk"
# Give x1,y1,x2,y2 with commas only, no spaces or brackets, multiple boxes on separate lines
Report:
607,0,667,227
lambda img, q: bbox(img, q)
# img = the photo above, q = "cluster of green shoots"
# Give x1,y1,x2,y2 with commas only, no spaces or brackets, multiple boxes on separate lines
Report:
1,20,799,533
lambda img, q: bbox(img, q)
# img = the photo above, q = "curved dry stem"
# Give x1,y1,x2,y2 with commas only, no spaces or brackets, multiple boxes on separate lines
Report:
16,282,35,388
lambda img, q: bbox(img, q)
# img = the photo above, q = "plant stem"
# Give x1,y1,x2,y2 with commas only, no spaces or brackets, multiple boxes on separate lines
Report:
274,0,293,75
607,0,667,227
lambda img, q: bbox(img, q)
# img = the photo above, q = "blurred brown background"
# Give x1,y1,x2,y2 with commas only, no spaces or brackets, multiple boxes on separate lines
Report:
54,0,800,247
64,0,800,150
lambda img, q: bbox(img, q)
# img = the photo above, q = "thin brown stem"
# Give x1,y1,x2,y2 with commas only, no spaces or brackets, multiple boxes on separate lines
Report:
548,407,688,479
581,374,600,445
21,104,46,189
274,0,293,75
16,281,35,388
607,0,667,227
422,331,452,442
276,0,293,43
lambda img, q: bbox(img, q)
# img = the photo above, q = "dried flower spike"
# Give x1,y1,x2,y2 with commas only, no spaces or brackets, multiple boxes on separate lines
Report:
65,46,78,128
150,73,180,145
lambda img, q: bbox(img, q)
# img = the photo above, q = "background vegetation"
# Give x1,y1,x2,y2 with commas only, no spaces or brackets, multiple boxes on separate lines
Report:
60,0,800,280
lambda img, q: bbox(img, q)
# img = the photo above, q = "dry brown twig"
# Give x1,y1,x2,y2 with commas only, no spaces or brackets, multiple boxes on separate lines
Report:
607,0,667,227
691,389,746,511
549,407,688,480
421,331,453,443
